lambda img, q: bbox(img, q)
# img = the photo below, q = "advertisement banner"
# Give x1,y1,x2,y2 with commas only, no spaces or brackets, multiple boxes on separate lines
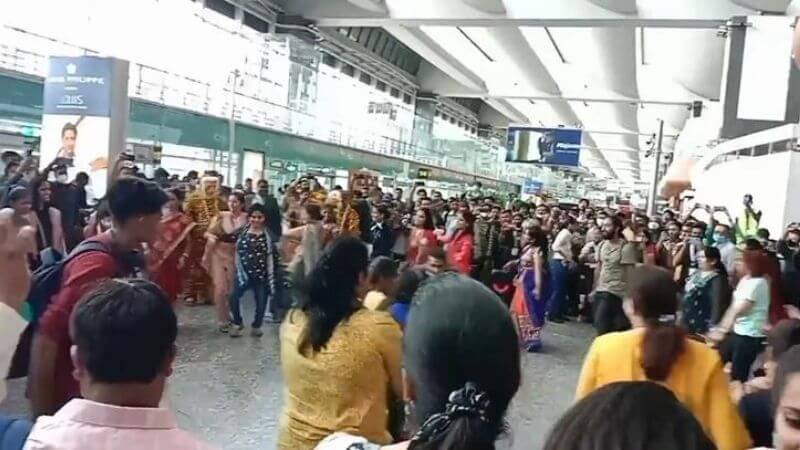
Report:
522,179,544,195
43,56,112,117
40,56,128,198
505,126,582,167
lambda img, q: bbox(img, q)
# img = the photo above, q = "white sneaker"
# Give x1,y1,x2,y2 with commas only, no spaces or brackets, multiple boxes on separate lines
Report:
229,325,244,337
251,327,264,337
218,323,231,333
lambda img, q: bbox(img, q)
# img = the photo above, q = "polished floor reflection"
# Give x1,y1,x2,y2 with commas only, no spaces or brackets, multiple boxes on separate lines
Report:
1,302,595,450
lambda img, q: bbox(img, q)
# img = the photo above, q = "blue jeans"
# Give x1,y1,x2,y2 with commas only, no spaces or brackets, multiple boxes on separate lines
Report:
548,259,569,318
229,278,270,328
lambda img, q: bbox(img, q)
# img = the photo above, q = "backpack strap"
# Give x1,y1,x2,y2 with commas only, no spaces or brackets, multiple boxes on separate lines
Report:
61,240,111,267
0,417,32,450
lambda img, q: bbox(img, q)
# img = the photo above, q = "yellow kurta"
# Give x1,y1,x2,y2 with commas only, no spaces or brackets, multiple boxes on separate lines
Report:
278,308,403,450
576,329,751,450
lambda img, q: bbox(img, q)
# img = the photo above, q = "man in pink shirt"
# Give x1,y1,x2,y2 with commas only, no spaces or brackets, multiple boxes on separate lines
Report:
24,279,213,450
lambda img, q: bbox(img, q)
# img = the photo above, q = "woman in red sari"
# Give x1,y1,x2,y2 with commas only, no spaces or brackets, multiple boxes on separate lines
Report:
148,188,195,304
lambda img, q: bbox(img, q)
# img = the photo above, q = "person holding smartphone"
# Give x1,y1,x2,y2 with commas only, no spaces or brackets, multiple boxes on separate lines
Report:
736,194,762,243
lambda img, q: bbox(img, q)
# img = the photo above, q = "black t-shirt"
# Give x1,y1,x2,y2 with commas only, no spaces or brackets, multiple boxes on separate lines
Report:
51,182,80,228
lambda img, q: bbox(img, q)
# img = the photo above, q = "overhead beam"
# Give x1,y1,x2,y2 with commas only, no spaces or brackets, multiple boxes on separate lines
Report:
446,93,699,107
314,18,727,29
581,129,680,139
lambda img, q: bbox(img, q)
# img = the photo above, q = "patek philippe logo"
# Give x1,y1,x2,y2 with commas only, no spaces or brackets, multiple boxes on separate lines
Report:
66,63,77,75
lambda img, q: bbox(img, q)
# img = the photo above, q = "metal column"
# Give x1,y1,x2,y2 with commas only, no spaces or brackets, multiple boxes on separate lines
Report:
227,69,239,186
647,119,664,216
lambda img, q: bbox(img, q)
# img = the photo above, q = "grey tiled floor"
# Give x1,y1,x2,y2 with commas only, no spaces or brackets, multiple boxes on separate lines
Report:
1,302,594,450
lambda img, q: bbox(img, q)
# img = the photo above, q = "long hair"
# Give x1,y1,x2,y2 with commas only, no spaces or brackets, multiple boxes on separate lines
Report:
703,246,727,280
297,236,368,353
527,226,549,261
417,208,435,231
459,210,475,235
742,249,770,278
405,273,520,450
30,179,50,211
628,266,686,381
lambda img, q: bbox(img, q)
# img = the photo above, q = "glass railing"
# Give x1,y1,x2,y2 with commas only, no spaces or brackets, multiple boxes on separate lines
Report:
0,25,506,180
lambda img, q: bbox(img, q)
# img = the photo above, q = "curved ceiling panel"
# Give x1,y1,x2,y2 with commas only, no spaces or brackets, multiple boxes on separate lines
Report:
732,0,791,12
288,0,385,17
461,0,507,14
386,0,498,18
549,27,638,98
590,133,640,151
483,27,561,95
347,0,389,13
503,0,621,19
588,0,638,14
637,0,753,99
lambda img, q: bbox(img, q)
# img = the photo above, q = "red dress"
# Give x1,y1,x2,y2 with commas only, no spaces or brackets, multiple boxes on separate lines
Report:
446,230,474,274
407,228,438,266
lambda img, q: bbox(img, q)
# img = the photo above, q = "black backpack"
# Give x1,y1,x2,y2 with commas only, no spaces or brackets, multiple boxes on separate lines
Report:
7,240,110,379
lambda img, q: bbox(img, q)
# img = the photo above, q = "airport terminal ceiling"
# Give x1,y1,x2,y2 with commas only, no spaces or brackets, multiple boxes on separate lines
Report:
280,0,800,184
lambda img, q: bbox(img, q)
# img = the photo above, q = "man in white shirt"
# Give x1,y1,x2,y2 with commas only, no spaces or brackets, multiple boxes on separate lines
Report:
0,208,34,403
548,218,578,323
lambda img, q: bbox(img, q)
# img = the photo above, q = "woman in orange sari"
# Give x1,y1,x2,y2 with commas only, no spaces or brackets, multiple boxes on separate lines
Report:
510,226,549,352
148,188,195,304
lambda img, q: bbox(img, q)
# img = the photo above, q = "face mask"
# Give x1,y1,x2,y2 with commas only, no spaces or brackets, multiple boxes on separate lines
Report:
713,233,728,244
56,174,68,183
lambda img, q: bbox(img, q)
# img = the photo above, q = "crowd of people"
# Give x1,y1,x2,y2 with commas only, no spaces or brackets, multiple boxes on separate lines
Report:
3,148,800,449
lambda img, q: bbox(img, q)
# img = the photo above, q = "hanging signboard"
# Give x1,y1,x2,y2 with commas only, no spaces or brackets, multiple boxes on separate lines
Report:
505,126,582,167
